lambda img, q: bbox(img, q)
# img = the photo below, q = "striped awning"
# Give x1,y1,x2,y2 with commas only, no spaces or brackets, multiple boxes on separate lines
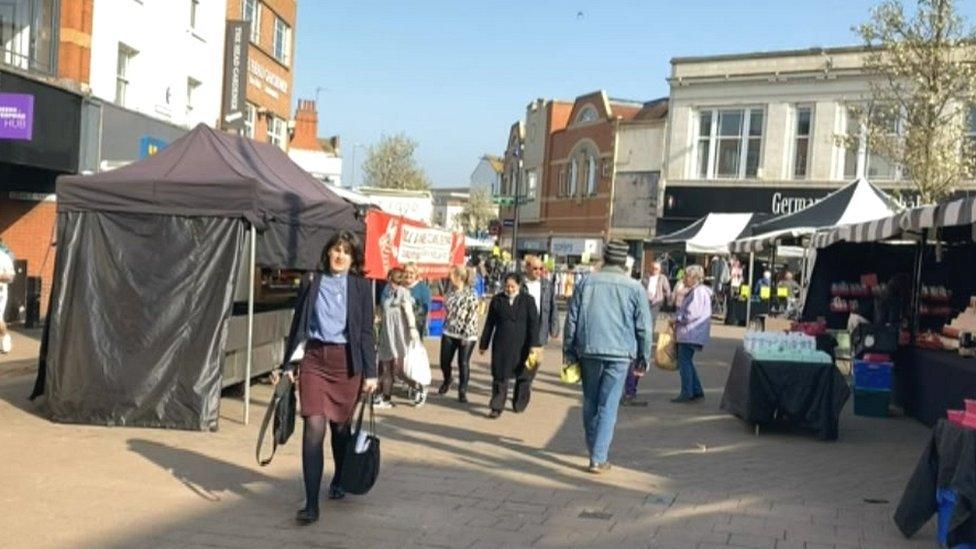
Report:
900,197,976,231
728,228,816,254
812,214,904,249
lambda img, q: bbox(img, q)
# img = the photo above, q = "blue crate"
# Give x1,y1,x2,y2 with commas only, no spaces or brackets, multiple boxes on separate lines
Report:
853,360,893,390
427,318,444,337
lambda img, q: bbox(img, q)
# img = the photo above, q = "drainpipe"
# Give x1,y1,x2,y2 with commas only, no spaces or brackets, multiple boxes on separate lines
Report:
605,117,621,244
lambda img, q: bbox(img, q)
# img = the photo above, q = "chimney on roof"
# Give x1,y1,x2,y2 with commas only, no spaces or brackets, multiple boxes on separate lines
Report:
290,99,325,152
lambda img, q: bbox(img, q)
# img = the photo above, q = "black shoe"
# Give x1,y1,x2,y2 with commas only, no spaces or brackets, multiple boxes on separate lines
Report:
671,396,693,403
690,393,705,401
458,391,467,403
296,507,319,524
488,410,501,419
438,379,452,395
328,484,346,500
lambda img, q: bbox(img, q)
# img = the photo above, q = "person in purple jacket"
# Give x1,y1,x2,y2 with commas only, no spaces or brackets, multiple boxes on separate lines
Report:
671,264,712,403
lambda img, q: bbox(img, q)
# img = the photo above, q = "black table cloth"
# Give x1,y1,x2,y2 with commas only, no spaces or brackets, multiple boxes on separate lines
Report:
725,299,770,327
720,345,851,440
895,419,976,545
894,348,976,427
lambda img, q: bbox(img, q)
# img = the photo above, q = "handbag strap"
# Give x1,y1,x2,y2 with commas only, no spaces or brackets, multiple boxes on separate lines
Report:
256,378,290,467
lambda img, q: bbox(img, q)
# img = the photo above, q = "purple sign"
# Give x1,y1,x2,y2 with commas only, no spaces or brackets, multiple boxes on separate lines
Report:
0,93,34,141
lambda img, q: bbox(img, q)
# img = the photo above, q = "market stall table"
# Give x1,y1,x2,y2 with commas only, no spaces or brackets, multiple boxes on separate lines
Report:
895,348,976,427
894,419,976,545
720,345,850,440
725,299,769,327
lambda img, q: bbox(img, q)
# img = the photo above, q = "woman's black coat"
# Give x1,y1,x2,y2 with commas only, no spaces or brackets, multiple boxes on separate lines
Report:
281,272,377,379
479,292,540,378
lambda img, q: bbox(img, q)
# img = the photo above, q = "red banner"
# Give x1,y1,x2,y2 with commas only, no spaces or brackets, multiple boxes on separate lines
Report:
363,210,465,280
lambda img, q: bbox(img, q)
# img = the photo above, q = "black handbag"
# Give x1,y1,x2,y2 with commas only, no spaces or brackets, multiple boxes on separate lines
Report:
255,375,296,466
340,397,380,495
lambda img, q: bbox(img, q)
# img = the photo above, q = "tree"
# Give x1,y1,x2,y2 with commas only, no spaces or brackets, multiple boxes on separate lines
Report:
455,188,497,235
361,133,431,190
852,0,976,203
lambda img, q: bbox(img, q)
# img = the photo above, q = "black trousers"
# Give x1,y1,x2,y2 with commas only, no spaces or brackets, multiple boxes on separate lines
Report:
490,359,537,413
439,335,474,392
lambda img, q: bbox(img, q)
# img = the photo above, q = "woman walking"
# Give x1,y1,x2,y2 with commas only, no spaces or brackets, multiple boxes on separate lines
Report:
478,273,540,419
671,265,712,403
404,262,432,338
438,266,480,402
375,267,428,408
274,231,377,525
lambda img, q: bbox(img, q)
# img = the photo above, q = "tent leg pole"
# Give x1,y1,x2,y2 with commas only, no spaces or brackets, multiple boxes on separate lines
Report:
244,224,256,425
745,252,754,328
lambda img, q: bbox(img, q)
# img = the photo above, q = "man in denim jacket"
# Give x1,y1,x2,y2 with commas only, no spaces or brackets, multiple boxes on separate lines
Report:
563,240,653,473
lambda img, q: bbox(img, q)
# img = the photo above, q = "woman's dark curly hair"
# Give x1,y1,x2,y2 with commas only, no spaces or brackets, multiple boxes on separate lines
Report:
319,230,364,275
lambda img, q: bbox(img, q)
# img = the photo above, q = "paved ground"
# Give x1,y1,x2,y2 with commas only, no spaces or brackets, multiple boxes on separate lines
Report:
0,324,937,549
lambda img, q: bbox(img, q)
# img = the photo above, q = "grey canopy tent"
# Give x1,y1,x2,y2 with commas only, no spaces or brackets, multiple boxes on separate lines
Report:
651,213,770,255
31,124,362,430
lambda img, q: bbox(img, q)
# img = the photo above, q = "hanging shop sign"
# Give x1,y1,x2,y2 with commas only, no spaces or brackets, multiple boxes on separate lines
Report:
221,21,249,130
0,93,34,141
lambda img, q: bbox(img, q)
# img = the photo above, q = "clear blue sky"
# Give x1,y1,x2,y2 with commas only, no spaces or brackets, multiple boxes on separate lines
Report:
293,0,976,188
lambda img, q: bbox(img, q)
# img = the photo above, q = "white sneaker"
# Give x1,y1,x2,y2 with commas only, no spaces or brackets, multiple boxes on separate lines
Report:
1,333,11,354
373,397,394,409
413,387,427,408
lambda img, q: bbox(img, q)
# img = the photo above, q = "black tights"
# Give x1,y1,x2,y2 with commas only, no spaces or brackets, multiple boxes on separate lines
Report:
301,415,351,511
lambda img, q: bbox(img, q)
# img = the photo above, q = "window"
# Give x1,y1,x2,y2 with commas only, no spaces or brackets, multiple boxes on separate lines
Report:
568,157,578,197
273,17,291,65
190,0,200,29
526,170,538,198
267,116,285,149
244,103,256,138
243,0,261,44
966,106,976,176
843,105,902,180
115,44,136,107
792,106,813,179
556,166,566,197
586,152,597,195
576,106,598,125
186,78,200,116
695,107,764,179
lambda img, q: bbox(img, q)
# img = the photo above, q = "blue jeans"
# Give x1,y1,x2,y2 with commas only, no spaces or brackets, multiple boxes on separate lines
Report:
677,343,703,398
580,357,630,464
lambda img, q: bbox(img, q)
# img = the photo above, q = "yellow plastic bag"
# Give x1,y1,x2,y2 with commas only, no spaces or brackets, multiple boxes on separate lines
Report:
655,330,678,371
525,349,540,370
560,363,581,384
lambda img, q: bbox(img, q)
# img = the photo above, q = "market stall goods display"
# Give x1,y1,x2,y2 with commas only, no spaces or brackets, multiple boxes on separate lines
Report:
895,347,976,427
720,345,850,440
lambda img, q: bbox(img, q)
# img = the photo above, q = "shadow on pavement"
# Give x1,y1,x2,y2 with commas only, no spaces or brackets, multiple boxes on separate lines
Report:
127,438,280,502
0,374,45,419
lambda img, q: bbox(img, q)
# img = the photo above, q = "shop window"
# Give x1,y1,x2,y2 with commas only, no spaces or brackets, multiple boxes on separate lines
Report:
792,106,812,179
273,16,291,65
116,43,137,107
695,107,764,179
243,0,261,44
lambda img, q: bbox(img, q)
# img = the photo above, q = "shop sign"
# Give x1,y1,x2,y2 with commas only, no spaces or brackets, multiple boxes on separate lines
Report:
551,237,603,256
248,59,289,99
663,185,833,220
0,93,34,141
139,136,168,159
221,21,249,130
516,238,548,252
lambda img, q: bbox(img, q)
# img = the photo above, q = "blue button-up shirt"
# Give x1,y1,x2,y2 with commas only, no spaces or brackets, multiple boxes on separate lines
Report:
308,273,348,344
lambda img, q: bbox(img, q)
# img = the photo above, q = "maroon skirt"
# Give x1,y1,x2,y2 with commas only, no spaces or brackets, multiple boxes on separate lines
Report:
298,341,362,422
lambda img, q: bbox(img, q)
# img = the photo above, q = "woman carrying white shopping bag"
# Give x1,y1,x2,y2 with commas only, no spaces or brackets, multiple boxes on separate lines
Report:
375,267,429,408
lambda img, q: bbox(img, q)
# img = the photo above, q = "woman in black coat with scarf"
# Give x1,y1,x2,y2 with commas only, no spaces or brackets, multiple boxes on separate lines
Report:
479,273,541,418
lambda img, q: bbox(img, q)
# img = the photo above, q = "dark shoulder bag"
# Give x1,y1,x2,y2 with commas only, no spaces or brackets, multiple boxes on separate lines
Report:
340,397,381,495
256,376,297,466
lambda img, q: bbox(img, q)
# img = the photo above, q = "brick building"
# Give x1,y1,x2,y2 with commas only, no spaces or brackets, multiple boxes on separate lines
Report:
501,91,667,265
226,0,296,149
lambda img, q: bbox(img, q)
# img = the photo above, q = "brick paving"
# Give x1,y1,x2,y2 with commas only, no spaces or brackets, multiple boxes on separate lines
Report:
0,324,937,548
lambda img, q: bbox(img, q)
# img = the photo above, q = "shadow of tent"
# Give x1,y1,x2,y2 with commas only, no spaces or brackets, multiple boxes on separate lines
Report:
127,438,283,502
